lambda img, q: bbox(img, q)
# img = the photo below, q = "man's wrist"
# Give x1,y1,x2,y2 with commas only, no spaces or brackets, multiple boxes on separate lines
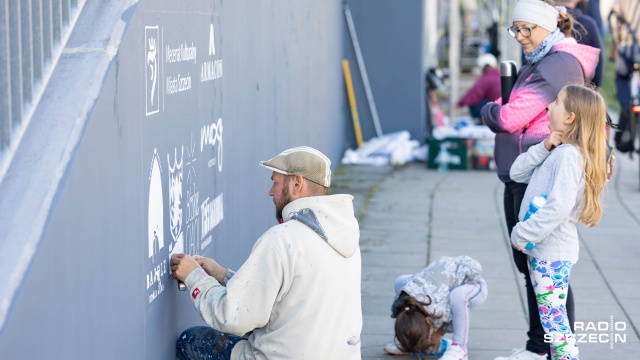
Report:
222,269,236,286
215,268,228,284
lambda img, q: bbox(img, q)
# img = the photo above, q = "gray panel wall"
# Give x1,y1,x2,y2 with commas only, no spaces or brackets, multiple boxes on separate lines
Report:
345,0,426,142
0,1,350,359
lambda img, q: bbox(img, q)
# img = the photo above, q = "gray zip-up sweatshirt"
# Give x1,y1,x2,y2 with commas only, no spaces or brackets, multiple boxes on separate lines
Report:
510,142,584,263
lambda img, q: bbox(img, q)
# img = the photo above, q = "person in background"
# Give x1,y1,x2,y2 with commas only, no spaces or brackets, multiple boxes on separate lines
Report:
609,0,640,129
556,0,604,87
457,53,501,123
577,0,603,36
171,146,362,360
461,0,479,39
481,1,599,359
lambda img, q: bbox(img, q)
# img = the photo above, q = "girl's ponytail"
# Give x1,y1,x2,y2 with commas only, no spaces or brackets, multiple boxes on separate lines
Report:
542,0,575,37
557,10,575,37
393,295,441,354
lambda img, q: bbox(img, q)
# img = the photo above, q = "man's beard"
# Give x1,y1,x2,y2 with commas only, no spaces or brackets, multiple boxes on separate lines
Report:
274,181,292,222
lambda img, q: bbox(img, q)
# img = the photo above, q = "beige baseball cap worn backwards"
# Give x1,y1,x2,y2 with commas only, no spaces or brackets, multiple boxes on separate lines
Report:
259,146,332,187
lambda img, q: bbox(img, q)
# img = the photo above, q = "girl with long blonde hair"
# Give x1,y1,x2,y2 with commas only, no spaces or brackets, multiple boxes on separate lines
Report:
508,84,608,360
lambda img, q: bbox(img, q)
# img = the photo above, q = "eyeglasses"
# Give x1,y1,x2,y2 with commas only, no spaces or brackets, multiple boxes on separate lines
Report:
606,113,621,132
508,25,538,38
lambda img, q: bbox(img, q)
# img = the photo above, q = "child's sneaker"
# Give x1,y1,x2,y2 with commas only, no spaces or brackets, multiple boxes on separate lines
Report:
383,342,407,356
494,347,547,360
439,344,468,360
383,338,451,357
434,337,451,356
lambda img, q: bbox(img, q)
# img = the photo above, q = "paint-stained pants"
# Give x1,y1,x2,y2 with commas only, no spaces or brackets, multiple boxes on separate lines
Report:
528,258,579,360
176,326,244,360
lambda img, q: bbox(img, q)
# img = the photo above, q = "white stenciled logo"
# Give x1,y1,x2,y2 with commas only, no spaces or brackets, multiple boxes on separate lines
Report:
201,193,223,250
147,148,166,304
168,146,184,256
145,26,160,115
201,117,223,172
209,23,215,56
148,148,164,261
201,23,223,82
148,38,157,104
185,135,200,254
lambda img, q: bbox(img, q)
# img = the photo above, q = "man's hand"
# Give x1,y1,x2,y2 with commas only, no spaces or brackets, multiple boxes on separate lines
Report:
544,130,563,151
170,254,201,282
193,255,228,284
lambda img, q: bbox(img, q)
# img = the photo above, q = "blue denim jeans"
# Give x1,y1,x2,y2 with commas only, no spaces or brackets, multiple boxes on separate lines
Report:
176,326,244,360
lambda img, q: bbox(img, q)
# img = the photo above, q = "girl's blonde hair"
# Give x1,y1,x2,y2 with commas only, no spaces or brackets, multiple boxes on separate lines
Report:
561,85,608,226
394,295,441,354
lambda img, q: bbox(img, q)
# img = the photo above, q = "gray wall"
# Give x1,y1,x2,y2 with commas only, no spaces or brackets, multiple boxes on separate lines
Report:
0,1,427,359
345,0,426,142
0,1,349,359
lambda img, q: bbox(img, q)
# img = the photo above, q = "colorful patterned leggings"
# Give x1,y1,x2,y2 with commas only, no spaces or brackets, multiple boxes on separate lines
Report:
528,257,579,360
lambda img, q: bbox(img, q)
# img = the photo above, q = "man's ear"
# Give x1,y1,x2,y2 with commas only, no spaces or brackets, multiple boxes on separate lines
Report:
291,174,305,196
565,112,576,125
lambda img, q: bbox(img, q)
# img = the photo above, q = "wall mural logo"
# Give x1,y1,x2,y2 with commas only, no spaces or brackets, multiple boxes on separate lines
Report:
201,193,223,250
185,134,201,254
209,23,216,56
201,117,223,172
147,148,167,303
168,146,184,257
201,23,223,82
145,26,160,116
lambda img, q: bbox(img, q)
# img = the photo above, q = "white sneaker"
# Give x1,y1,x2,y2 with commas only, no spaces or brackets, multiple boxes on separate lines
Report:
383,342,407,356
494,347,547,360
440,344,468,360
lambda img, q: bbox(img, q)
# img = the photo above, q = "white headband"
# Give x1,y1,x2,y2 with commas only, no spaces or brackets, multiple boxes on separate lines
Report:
512,0,559,32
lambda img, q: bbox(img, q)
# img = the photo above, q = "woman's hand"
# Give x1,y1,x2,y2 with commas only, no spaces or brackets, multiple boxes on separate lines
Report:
544,130,564,151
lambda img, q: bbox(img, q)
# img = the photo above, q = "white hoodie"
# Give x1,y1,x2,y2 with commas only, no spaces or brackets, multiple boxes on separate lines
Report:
184,194,362,359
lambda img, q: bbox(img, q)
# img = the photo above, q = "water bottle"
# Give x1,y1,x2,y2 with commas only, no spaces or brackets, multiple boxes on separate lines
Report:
523,193,547,250
437,143,450,173
500,61,518,104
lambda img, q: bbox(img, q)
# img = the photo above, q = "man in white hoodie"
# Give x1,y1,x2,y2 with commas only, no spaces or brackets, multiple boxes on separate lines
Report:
171,146,362,360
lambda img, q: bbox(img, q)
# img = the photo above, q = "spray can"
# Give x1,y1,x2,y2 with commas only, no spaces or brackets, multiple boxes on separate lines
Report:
523,193,547,250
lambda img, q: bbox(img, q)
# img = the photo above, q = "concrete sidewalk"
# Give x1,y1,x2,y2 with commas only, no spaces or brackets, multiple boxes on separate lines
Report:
330,152,640,359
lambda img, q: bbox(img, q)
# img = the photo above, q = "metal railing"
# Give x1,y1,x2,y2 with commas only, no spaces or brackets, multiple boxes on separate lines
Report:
0,0,84,159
